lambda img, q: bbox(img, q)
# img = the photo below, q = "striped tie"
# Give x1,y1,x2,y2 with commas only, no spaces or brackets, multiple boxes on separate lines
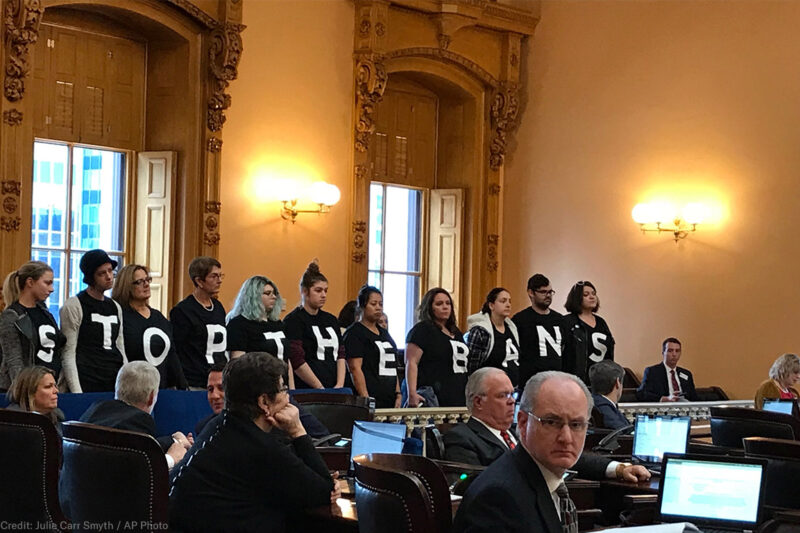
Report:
500,430,515,449
556,482,578,533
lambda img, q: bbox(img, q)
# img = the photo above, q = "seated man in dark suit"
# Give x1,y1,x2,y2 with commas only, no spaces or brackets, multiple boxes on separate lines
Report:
588,360,630,429
81,360,191,468
453,371,650,533
194,362,226,435
636,337,698,402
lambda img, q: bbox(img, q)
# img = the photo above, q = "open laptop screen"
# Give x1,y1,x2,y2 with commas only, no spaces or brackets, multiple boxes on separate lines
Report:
658,455,766,529
350,421,407,464
762,399,796,416
632,415,691,465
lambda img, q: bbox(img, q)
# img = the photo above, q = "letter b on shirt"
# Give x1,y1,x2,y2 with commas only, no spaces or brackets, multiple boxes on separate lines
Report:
451,340,468,374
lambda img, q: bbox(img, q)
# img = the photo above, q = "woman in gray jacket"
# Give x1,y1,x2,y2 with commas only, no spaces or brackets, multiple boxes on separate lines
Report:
0,261,64,390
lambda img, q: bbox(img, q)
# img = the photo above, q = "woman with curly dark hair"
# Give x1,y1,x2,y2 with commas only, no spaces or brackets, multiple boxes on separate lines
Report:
404,287,469,407
561,280,615,384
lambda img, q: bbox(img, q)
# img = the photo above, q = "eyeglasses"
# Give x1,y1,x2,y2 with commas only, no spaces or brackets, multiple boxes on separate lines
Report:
132,276,153,286
480,391,515,401
524,411,589,433
534,289,556,296
278,386,289,393
207,273,225,281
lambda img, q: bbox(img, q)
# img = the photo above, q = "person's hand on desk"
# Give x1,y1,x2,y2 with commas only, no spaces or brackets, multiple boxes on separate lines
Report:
616,464,651,483
330,471,343,503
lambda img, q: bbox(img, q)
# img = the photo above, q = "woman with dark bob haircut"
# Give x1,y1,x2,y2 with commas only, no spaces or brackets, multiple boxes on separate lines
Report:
404,287,469,407
561,280,615,384
169,352,338,533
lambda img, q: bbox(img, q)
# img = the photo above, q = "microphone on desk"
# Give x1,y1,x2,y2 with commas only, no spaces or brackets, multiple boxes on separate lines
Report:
592,424,634,454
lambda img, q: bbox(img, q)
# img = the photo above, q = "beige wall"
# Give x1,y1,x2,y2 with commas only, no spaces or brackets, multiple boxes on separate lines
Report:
219,0,354,314
503,0,800,399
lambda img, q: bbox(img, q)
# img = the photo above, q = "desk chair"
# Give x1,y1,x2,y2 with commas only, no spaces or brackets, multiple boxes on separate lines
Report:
710,407,799,448
744,437,800,511
60,422,169,532
0,409,67,531
291,393,372,437
354,453,452,533
622,367,641,388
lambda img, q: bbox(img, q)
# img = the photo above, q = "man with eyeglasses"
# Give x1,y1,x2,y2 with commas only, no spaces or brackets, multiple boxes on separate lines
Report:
453,371,649,533
60,248,126,392
170,256,228,389
512,274,564,390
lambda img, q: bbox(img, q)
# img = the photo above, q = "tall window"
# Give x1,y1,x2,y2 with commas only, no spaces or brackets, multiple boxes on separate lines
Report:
31,141,126,317
368,183,423,347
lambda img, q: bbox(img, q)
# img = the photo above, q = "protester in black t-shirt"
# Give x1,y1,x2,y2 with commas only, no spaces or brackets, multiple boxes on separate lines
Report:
170,256,227,389
344,286,400,408
60,249,126,392
464,287,520,387
0,261,65,390
512,273,564,389
227,275,292,387
561,280,615,384
404,287,469,407
284,261,345,389
112,265,188,390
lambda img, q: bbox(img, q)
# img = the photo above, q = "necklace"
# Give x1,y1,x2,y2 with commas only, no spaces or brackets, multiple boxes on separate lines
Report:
193,294,214,312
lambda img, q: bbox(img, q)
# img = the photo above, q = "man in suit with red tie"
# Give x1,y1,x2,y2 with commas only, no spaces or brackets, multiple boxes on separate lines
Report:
452,371,650,533
636,337,699,402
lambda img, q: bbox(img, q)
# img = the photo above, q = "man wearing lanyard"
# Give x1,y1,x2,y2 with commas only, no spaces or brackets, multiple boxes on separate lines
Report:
637,337,699,402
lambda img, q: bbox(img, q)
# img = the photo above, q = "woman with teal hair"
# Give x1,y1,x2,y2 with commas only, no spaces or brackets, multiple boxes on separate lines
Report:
227,276,292,387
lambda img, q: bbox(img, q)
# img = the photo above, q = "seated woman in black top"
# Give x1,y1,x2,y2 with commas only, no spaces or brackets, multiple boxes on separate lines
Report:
283,261,345,389
561,280,615,384
0,261,64,390
404,287,469,407
169,352,338,533
343,285,400,408
464,287,520,387
6,365,63,436
112,265,188,390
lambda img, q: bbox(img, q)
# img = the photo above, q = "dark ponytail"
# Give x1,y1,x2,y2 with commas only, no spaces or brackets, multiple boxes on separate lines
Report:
481,287,508,314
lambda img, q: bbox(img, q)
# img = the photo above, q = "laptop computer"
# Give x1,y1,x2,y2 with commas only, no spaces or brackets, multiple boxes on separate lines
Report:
349,420,407,466
762,399,798,416
632,414,691,472
657,454,768,533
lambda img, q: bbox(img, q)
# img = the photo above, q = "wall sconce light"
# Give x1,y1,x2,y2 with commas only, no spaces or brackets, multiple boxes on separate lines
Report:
279,181,341,223
631,202,709,242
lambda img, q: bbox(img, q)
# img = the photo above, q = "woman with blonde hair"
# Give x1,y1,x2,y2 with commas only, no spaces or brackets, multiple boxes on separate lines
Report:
7,365,63,433
0,261,64,390
754,353,800,409
112,264,188,389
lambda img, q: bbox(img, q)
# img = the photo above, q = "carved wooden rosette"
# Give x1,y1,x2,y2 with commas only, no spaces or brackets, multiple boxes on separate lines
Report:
203,200,221,246
354,55,387,153
352,220,367,263
489,81,520,171
2,108,21,124
2,0,43,103
0,179,21,231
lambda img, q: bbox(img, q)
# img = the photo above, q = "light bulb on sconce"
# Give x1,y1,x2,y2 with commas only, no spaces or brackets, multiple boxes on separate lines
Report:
632,201,708,242
280,180,341,223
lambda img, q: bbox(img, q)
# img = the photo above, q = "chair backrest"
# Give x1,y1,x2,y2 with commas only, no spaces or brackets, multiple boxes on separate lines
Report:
695,386,730,401
622,367,641,388
0,409,67,531
710,407,798,448
60,422,169,531
619,388,638,402
354,453,452,533
291,393,372,437
424,424,445,459
744,437,800,511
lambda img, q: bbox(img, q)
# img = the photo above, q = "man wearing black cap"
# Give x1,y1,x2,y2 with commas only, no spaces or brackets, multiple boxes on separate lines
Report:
60,249,126,392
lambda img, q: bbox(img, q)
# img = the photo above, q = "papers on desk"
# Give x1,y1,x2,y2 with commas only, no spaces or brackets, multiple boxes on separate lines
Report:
600,523,700,532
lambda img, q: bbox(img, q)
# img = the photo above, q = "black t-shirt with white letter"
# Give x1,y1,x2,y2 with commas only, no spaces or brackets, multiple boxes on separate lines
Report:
483,324,520,387
512,307,564,388
283,307,344,389
406,320,468,407
122,307,188,389
10,301,63,376
169,295,227,388
226,316,288,362
343,322,398,408
562,313,615,383
76,290,124,392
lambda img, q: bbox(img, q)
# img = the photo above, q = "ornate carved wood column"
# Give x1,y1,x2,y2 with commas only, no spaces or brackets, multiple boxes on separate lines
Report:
203,0,244,256
349,0,389,295
1,0,42,276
